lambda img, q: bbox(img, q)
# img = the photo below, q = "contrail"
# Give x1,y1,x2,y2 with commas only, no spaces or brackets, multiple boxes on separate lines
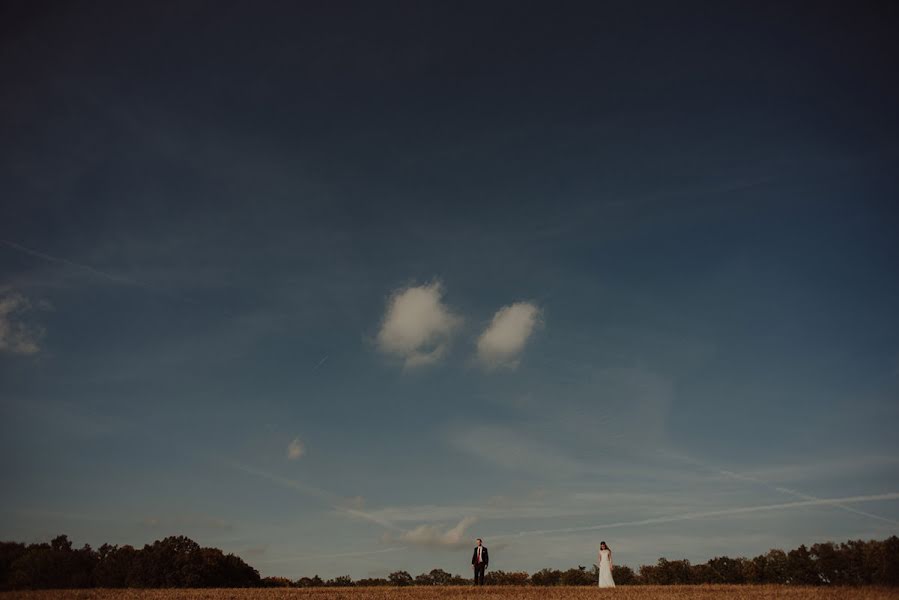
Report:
2,239,144,287
720,470,899,526
1,238,199,304
227,460,336,502
661,450,899,526
313,355,329,371
492,492,899,539
225,460,401,531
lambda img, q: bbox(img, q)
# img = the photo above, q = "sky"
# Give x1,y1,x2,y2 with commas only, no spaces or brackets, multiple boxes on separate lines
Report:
1,1,898,580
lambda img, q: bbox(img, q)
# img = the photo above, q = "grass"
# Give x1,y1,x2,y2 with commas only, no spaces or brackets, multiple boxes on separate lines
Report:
1,586,897,599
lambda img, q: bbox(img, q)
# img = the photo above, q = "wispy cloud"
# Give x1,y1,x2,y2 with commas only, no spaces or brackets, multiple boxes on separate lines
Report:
493,492,899,539
0,293,44,355
360,490,692,524
287,437,306,460
388,516,478,550
376,281,462,368
723,473,899,526
662,450,899,526
476,301,541,369
225,461,400,530
740,455,899,484
1,239,199,305
2,239,146,288
481,366,675,453
448,425,588,477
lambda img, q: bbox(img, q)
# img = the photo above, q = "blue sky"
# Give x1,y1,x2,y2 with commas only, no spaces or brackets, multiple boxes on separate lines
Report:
1,1,898,579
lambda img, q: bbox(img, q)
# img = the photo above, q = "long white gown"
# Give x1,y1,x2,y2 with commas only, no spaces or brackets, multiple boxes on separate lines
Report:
598,548,615,588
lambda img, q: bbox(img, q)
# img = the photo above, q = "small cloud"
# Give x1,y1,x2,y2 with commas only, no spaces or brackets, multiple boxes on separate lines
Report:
376,281,462,368
392,516,478,549
287,437,306,460
0,293,45,355
476,302,541,369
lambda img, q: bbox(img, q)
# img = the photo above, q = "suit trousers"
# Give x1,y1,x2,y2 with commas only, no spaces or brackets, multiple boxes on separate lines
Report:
473,563,486,585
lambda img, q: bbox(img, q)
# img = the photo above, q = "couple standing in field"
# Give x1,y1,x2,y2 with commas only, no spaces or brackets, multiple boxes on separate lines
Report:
471,538,616,588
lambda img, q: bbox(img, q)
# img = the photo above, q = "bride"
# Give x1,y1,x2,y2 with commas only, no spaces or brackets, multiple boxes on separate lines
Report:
598,541,615,588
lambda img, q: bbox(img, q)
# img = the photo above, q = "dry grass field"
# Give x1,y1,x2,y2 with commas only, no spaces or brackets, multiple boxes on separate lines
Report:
1,587,897,600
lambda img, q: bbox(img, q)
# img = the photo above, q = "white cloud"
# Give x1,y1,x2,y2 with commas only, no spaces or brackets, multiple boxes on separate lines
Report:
0,293,44,355
476,301,541,369
287,437,306,460
395,516,478,549
376,281,462,368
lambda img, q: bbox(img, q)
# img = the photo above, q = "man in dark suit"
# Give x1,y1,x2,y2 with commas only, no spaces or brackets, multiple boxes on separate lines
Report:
471,538,489,585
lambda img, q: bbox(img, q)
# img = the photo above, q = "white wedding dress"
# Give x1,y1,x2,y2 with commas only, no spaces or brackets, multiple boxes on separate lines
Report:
598,548,615,588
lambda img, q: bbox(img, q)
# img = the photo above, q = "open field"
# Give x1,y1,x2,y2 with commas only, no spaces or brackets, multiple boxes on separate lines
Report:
2,587,897,600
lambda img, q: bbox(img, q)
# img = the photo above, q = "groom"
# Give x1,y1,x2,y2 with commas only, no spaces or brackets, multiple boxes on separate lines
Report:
471,538,489,585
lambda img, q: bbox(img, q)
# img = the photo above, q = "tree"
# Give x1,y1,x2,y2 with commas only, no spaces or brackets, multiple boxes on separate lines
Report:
786,545,818,585
120,536,257,588
742,555,767,584
612,564,637,585
5,537,96,589
860,536,899,587
0,542,26,591
427,569,454,585
810,542,843,585
877,536,899,586
3,533,899,589
530,568,561,586
50,536,72,553
641,558,692,585
295,575,324,587
94,544,138,587
705,556,746,584
762,549,789,584
485,569,529,585
129,536,200,587
560,565,594,586
388,570,413,586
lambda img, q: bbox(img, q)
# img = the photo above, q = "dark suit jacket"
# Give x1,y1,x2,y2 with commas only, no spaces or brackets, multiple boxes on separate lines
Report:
471,546,489,567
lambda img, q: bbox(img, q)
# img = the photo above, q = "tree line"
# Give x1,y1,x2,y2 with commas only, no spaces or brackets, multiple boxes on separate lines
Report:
0,535,259,589
1,534,897,589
